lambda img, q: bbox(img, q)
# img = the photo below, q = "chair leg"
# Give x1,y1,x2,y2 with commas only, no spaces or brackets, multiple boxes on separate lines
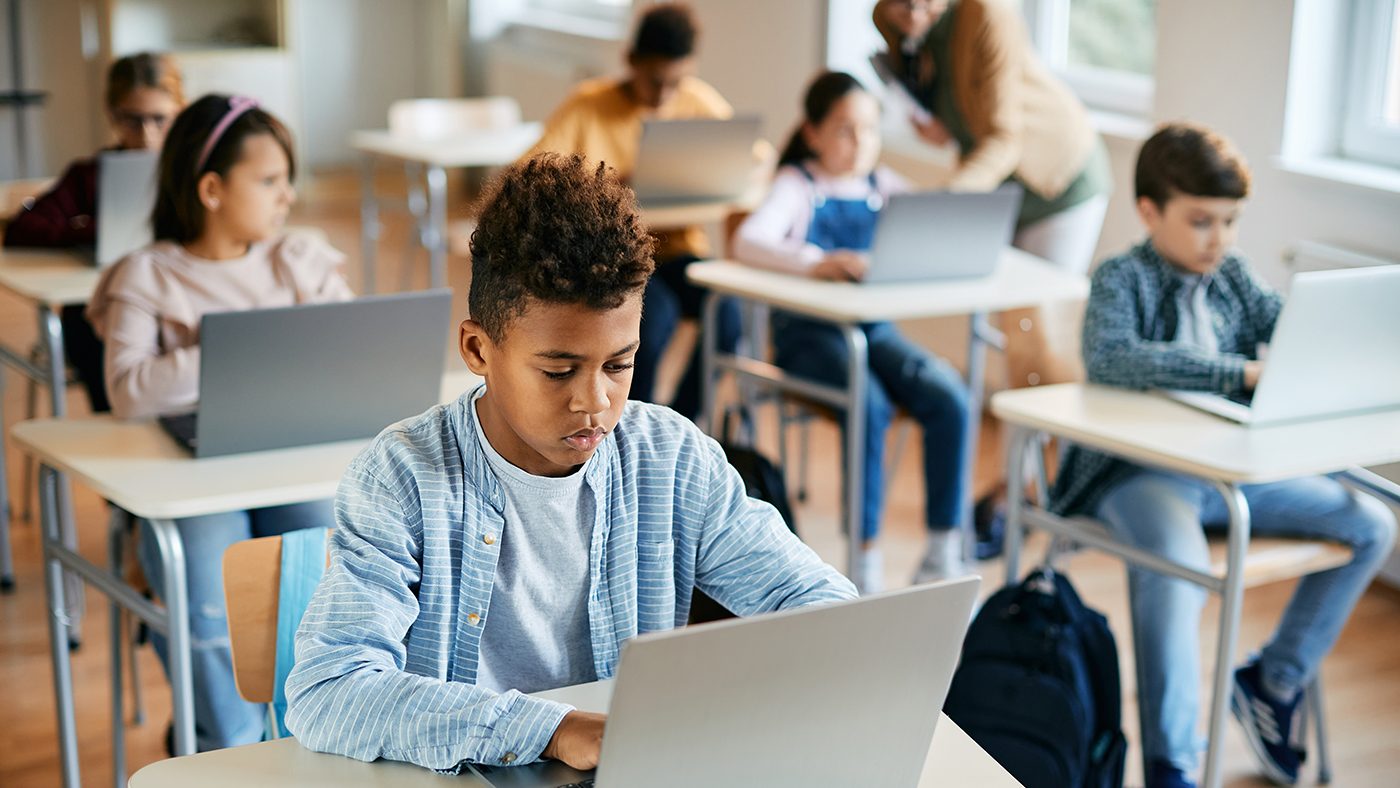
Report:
1310,678,1332,784
21,342,42,522
797,412,811,503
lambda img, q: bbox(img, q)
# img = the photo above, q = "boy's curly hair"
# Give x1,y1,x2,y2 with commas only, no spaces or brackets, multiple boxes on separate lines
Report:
468,153,656,343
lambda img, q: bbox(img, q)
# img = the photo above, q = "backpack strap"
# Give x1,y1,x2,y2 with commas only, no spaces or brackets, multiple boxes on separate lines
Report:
269,527,329,738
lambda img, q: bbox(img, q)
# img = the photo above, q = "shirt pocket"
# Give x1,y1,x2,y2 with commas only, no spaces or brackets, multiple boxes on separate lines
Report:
634,539,677,631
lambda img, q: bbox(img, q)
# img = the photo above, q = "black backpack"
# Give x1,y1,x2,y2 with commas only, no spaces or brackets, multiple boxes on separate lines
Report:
688,412,798,624
943,568,1126,788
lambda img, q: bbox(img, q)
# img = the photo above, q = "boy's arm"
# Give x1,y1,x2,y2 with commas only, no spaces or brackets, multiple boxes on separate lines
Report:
1238,259,1285,346
691,438,857,614
284,456,572,772
1082,261,1250,394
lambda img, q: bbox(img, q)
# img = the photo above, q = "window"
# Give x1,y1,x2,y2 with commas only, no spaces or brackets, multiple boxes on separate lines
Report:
1342,0,1400,167
1022,0,1156,117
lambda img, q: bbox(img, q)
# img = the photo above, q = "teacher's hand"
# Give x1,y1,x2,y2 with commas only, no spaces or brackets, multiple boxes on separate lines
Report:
912,115,953,147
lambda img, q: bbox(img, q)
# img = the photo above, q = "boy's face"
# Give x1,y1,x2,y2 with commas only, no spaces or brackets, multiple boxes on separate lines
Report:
460,295,642,477
625,54,695,110
1137,192,1244,275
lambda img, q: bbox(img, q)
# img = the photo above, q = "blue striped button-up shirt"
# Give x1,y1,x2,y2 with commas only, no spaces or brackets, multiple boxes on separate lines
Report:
285,387,857,772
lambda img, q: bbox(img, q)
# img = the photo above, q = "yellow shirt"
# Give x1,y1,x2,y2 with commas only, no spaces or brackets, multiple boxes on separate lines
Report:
523,76,733,261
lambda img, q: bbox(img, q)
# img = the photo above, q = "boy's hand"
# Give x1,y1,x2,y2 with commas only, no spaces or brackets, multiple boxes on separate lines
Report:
1244,361,1263,390
812,251,869,282
543,710,606,770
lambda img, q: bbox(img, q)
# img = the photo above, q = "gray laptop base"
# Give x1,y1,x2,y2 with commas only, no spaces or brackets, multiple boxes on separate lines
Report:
864,185,1023,284
185,289,452,458
472,577,981,788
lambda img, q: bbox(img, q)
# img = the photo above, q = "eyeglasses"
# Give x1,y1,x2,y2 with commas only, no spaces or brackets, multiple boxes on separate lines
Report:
114,111,173,131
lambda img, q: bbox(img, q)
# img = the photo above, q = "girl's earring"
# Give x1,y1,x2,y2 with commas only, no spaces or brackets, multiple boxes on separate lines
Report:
208,199,220,210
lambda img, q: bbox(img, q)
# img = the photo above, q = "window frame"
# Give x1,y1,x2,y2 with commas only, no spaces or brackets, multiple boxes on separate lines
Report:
1022,0,1156,118
1340,0,1400,167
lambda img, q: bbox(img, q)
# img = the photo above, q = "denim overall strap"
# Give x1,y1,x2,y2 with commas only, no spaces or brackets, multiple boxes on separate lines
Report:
799,164,883,251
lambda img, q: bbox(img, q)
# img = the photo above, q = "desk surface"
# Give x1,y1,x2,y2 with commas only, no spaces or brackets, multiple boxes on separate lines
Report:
0,247,101,306
991,383,1400,484
349,124,543,168
129,680,1020,787
11,370,482,520
687,250,1087,323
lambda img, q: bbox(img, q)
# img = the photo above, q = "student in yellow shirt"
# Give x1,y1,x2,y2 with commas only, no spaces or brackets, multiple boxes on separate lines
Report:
522,2,740,420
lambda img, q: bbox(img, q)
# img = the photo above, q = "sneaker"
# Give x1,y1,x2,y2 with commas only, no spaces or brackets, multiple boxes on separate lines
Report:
1146,760,1196,788
855,546,884,595
912,529,972,585
1230,661,1305,785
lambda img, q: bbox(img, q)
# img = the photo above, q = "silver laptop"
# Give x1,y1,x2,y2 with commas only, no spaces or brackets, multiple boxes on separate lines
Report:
630,116,761,204
95,149,159,267
1165,265,1400,426
470,576,982,788
158,289,453,458
864,184,1024,284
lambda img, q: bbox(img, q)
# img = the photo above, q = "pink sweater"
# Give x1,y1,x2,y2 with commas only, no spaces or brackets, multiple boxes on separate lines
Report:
87,231,354,419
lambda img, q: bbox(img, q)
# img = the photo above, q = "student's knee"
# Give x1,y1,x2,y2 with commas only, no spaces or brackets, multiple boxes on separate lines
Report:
1098,473,1210,569
1348,492,1398,568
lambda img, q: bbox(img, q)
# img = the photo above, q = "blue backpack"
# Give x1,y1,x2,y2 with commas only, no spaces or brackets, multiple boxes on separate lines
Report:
943,568,1126,788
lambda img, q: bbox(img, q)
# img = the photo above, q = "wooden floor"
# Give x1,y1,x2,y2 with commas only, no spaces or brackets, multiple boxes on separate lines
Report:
2,169,1398,787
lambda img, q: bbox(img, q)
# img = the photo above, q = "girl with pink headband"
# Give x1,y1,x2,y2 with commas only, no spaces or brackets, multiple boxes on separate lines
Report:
86,93,353,753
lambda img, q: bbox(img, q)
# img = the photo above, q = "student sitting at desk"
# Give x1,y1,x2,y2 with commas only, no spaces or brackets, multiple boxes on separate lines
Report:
1051,123,1397,788
732,71,973,593
86,94,351,752
284,153,856,772
3,52,185,412
520,1,741,421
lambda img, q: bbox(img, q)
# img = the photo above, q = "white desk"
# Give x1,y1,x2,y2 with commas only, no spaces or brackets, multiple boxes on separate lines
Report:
689,251,1088,588
129,679,1022,787
0,247,100,591
349,125,542,293
12,369,482,788
991,383,1400,788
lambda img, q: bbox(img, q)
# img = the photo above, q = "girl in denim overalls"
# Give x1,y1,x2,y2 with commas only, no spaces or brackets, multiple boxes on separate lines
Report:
734,71,972,593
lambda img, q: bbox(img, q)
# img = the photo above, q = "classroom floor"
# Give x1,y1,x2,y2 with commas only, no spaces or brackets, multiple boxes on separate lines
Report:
2,169,1397,788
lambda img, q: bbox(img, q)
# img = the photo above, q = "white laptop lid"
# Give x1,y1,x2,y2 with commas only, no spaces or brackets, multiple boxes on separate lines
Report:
631,116,761,203
95,149,159,268
865,185,1023,284
594,577,981,788
1248,265,1400,425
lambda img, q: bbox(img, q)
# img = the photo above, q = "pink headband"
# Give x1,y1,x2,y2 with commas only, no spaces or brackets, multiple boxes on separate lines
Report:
196,96,260,172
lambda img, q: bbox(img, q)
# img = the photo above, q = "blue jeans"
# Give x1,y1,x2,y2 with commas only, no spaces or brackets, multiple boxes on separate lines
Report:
1094,469,1396,772
634,254,741,421
773,314,970,541
137,500,334,751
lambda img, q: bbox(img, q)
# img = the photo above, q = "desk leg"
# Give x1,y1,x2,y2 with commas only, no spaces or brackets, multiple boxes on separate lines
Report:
147,517,195,756
1201,482,1250,788
841,325,868,589
1002,426,1032,584
360,153,380,294
426,164,448,290
962,311,992,561
40,465,81,788
108,510,127,788
0,362,12,591
41,305,82,643
699,291,721,436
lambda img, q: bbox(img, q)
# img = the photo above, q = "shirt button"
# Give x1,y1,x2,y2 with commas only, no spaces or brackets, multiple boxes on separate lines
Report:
483,533,496,545
501,752,517,764
467,613,480,626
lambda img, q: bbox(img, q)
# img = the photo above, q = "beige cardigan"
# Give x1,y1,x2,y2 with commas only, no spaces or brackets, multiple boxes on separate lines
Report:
876,0,1098,198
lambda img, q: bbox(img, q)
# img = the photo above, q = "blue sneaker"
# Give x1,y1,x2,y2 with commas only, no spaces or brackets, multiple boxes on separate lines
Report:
1231,661,1305,785
1146,760,1196,788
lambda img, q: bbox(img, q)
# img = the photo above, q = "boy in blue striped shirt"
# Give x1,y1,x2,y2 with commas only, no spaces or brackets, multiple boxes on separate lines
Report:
1052,124,1395,788
285,153,856,774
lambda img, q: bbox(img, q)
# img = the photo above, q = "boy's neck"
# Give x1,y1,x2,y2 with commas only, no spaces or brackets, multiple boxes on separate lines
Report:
474,388,580,478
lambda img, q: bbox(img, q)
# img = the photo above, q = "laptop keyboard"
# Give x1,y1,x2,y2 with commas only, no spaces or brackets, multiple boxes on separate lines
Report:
157,413,199,450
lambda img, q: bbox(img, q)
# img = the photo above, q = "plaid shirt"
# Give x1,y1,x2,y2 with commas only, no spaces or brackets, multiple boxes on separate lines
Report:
1050,240,1283,516
285,387,856,773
